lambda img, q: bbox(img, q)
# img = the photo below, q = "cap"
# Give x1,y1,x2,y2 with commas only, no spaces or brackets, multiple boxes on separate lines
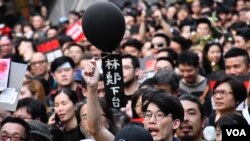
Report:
28,120,52,141
114,124,153,141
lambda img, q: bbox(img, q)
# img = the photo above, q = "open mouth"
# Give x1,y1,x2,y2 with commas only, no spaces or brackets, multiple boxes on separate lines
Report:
179,125,192,133
148,128,159,136
58,113,65,119
215,102,223,106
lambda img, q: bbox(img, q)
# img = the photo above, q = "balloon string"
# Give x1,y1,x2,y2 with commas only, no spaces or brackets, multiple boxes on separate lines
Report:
93,52,112,60
82,52,111,83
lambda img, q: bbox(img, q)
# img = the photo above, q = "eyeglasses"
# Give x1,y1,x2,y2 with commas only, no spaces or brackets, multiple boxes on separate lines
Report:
0,133,25,141
143,111,171,121
151,43,164,49
122,66,133,70
30,60,46,66
212,89,233,97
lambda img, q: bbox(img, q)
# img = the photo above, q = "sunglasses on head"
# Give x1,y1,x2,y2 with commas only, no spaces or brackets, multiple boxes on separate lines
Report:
151,43,164,49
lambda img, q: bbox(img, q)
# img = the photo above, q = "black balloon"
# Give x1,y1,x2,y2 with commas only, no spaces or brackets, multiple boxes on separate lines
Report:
82,2,125,53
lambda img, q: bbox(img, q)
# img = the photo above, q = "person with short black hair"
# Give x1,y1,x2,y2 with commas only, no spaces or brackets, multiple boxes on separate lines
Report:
153,69,180,97
67,43,85,67
122,38,143,58
142,88,184,141
234,27,250,55
13,98,48,123
151,33,170,56
45,26,59,38
224,47,250,76
67,43,86,83
31,13,46,40
48,56,85,108
155,57,175,72
122,54,140,104
177,51,212,117
169,36,191,54
195,17,212,37
176,94,206,141
156,48,178,61
0,116,30,141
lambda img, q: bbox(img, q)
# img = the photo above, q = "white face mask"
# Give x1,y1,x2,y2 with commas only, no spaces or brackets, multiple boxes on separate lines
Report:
57,62,71,70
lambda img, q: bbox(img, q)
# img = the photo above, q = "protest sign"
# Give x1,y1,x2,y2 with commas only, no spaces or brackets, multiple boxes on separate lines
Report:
0,60,27,111
36,37,63,62
66,20,85,42
102,53,126,109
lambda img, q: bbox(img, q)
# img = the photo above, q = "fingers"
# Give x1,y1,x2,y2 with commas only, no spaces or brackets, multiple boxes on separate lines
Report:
82,58,96,77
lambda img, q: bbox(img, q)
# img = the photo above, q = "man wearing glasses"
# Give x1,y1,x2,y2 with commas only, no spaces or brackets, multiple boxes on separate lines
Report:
151,33,170,56
29,52,49,78
142,88,184,141
0,116,30,141
81,59,184,141
27,52,55,95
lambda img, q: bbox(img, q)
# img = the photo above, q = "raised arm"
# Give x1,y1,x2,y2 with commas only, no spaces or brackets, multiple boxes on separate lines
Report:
82,58,114,141
153,9,173,38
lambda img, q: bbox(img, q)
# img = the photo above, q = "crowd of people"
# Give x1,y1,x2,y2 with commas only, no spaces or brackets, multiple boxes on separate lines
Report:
1,0,250,141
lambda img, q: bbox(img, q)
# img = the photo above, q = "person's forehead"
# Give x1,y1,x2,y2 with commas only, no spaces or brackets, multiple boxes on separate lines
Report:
0,38,11,44
178,64,196,69
31,53,46,61
181,100,199,110
122,58,132,65
152,37,165,42
55,92,71,102
69,45,83,51
235,35,245,40
156,60,171,66
32,15,43,20
208,45,220,51
197,23,209,28
225,56,245,63
147,103,160,111
1,122,25,134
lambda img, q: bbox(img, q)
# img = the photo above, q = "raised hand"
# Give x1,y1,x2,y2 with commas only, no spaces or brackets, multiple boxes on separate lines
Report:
81,58,100,88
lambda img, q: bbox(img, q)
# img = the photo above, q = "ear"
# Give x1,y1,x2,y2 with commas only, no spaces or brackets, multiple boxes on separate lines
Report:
173,119,181,130
135,68,141,77
201,117,207,129
82,87,88,97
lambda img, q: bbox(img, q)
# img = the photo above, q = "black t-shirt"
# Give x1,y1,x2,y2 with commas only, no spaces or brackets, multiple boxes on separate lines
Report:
64,126,85,141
